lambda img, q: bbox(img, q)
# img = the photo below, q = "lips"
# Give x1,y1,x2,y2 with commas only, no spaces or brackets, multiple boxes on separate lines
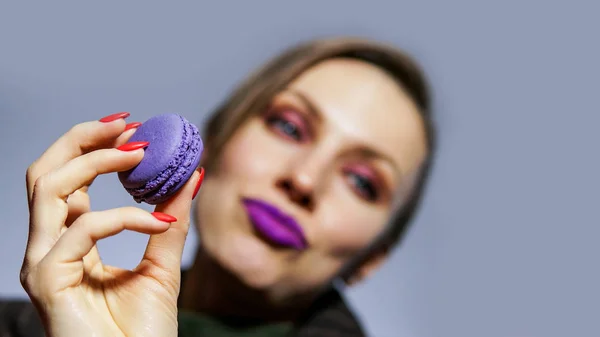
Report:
241,198,308,250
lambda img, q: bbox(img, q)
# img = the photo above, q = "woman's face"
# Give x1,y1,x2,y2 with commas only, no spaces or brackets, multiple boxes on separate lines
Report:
195,58,427,301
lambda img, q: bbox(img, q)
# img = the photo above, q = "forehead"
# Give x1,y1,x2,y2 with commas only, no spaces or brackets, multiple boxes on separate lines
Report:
286,58,427,177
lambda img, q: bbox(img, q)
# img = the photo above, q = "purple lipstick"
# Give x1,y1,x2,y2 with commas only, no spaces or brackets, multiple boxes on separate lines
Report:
241,198,308,250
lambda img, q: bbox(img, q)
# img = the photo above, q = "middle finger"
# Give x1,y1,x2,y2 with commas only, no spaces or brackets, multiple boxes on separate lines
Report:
27,143,149,265
26,112,132,202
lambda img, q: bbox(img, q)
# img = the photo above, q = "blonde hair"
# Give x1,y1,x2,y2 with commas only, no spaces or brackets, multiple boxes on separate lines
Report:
201,37,436,269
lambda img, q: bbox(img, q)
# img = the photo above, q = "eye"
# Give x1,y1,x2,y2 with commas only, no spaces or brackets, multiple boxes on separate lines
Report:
264,109,309,142
345,171,380,202
268,116,301,140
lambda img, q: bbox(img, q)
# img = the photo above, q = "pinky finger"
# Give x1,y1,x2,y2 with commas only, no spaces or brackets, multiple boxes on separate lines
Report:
44,207,176,266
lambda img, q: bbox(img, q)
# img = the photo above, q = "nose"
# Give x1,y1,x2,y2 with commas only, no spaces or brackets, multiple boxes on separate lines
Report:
276,152,329,212
276,172,315,211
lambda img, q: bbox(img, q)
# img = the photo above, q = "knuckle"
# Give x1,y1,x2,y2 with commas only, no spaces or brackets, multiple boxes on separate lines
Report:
76,151,102,176
74,211,94,227
67,190,90,211
122,207,145,223
26,162,39,185
122,206,140,215
19,267,29,289
72,211,103,234
67,123,92,150
68,122,87,138
19,266,37,295
32,174,52,196
87,151,104,170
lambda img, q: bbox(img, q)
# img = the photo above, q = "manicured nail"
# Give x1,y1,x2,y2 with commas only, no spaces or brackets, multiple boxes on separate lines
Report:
124,122,142,131
99,112,130,123
192,167,205,200
151,212,177,223
117,141,149,151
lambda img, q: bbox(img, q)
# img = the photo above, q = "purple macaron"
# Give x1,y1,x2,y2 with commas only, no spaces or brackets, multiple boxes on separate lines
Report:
118,113,203,204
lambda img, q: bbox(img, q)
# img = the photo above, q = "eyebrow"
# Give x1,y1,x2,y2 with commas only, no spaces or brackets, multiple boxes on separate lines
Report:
357,148,402,177
287,89,322,122
286,88,402,176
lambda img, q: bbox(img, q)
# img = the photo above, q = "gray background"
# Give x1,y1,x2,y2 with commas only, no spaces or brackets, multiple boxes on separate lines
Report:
1,1,598,336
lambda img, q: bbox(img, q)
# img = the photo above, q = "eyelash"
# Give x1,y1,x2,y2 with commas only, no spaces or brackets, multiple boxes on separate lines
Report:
264,107,382,203
265,111,307,142
345,171,380,202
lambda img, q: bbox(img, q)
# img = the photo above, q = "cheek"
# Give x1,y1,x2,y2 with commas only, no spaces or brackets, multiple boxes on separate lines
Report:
316,177,389,257
291,195,388,288
319,211,386,257
194,122,271,232
217,121,282,179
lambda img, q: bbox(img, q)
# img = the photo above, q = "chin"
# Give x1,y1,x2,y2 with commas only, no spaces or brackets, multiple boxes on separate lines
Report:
209,230,284,290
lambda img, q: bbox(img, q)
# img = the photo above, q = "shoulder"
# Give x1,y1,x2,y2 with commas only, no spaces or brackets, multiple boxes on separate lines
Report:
0,298,45,337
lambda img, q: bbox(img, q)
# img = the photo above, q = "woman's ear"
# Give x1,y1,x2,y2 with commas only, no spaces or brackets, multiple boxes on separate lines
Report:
344,249,390,286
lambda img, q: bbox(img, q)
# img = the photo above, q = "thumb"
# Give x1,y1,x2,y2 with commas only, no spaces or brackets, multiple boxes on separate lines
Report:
139,168,204,277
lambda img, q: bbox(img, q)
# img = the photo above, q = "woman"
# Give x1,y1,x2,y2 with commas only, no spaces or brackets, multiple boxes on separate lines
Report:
7,37,435,336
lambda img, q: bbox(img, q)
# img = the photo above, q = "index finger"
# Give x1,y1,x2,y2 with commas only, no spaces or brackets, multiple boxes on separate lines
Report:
26,112,132,202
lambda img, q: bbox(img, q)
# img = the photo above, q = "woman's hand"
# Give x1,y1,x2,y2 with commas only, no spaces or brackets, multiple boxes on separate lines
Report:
20,113,202,337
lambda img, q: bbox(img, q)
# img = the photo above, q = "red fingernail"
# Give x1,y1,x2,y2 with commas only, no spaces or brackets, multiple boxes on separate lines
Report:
151,212,177,223
192,167,205,200
99,112,130,123
124,122,142,131
117,141,149,151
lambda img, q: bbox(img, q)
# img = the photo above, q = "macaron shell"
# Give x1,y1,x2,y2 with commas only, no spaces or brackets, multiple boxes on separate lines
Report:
137,120,202,204
142,142,202,204
124,117,195,197
118,113,185,189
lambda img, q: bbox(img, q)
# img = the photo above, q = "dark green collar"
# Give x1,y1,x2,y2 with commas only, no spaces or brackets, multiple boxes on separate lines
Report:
177,269,366,337
178,310,293,337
